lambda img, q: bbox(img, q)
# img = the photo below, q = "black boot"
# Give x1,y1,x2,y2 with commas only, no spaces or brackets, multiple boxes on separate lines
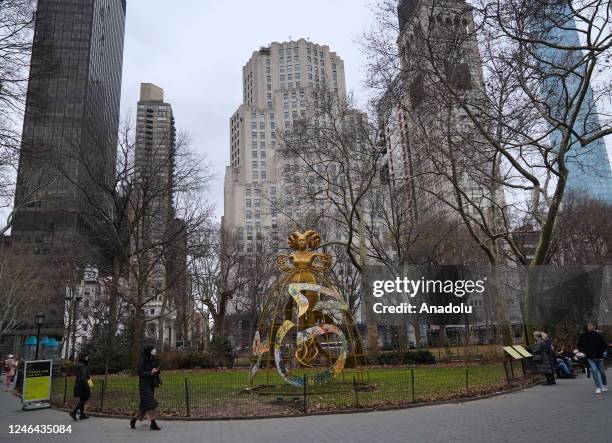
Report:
130,418,137,429
150,420,161,431
69,411,77,421
80,414,90,419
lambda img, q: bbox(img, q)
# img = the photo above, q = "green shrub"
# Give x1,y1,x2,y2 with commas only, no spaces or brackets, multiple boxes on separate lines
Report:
210,336,234,368
159,352,216,370
373,350,435,366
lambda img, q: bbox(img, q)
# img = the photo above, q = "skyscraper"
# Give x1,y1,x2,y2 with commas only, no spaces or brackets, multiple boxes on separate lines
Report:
10,0,126,335
131,83,179,349
536,5,612,204
223,39,346,254
392,0,499,224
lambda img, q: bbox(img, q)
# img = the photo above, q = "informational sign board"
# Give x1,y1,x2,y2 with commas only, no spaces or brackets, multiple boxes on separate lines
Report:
512,345,533,358
503,346,523,360
22,360,52,405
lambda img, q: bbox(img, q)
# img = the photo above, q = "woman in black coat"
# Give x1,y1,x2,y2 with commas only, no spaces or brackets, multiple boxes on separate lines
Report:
130,345,161,431
69,352,92,421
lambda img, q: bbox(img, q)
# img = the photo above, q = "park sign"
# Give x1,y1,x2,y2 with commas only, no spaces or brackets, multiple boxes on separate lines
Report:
22,360,52,410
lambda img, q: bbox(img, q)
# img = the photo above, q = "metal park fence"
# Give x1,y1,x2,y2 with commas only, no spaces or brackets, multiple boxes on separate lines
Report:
49,360,536,419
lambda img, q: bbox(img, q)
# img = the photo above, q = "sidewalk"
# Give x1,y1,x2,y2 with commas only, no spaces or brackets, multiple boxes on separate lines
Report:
0,374,609,443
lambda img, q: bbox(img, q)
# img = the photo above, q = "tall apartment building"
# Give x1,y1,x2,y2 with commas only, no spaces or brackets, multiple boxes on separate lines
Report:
9,0,126,337
392,0,498,224
132,83,181,350
223,39,347,252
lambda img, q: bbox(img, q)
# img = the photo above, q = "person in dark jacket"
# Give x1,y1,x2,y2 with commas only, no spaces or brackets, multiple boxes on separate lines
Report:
577,323,608,394
542,332,557,383
130,345,161,431
533,332,555,385
69,352,91,421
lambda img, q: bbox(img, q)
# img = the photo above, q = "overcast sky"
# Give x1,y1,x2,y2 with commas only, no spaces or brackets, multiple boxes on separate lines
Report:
120,0,375,219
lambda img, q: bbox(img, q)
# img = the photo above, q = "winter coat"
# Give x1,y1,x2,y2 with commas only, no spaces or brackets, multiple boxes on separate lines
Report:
577,331,608,360
4,359,18,377
533,338,553,375
544,338,556,370
73,361,91,401
138,357,160,412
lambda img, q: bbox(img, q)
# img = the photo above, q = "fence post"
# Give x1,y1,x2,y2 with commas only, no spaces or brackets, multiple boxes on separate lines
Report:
411,369,415,402
503,361,511,385
99,379,106,412
465,368,469,396
352,375,360,408
184,377,190,417
63,376,68,406
302,374,307,413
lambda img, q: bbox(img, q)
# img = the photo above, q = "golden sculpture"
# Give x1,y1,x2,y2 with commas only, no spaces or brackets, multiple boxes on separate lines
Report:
250,230,364,387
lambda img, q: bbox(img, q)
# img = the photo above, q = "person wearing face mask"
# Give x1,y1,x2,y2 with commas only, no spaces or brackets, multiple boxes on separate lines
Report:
130,345,161,431
69,352,92,421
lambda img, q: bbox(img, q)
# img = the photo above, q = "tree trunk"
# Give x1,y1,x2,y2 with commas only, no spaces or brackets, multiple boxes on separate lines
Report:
104,255,122,380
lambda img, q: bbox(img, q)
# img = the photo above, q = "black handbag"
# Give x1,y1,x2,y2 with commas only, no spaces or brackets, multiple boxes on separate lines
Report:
153,373,162,387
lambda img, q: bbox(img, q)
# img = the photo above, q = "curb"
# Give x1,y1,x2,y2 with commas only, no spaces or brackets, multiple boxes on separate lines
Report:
51,381,540,422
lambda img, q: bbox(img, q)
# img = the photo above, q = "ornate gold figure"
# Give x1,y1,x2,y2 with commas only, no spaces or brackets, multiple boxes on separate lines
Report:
251,230,364,386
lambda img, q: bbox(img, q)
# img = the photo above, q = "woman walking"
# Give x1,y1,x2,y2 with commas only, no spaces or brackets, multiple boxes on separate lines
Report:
3,355,18,391
69,352,92,421
130,345,161,431
534,332,555,385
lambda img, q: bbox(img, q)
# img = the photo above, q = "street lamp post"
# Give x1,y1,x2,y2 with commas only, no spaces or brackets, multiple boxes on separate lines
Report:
34,313,45,360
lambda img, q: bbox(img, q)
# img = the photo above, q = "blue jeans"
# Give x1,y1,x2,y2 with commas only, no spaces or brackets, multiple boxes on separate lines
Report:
555,359,571,376
587,359,607,389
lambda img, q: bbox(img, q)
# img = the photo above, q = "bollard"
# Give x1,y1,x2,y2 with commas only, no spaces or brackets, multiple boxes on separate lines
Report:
184,377,190,417
411,369,415,402
352,375,360,407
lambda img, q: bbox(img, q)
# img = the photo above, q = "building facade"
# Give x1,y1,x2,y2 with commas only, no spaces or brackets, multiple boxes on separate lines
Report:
131,83,182,350
393,0,499,225
223,39,347,253
536,4,612,204
9,0,126,335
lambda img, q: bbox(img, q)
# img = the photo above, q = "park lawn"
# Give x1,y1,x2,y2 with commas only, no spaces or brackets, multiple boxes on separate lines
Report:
52,364,508,417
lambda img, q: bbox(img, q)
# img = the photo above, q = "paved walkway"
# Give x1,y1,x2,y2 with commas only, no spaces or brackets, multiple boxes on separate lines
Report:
0,375,609,443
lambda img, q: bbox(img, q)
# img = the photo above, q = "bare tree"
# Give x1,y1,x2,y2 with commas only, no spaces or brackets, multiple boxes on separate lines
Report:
0,254,37,338
58,118,213,371
0,0,50,234
277,88,385,355
363,0,612,333
550,192,612,265
191,224,278,344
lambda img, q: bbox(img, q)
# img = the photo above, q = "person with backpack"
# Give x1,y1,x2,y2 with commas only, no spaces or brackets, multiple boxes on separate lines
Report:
577,323,608,394
3,355,18,391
